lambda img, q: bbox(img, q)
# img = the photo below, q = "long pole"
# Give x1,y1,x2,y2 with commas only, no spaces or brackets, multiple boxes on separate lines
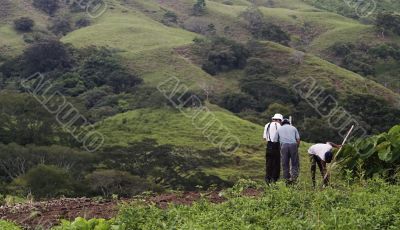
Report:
324,125,354,180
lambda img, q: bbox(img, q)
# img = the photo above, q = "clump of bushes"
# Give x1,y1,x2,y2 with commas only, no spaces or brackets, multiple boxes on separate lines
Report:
330,41,400,77
33,0,60,15
75,18,91,28
49,18,72,35
193,0,207,16
376,12,400,36
241,6,290,45
162,11,178,26
13,17,34,32
196,37,249,75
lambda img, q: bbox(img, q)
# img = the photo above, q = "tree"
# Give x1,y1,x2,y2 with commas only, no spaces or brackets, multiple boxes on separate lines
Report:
13,17,34,32
33,0,60,15
49,18,72,35
107,70,142,94
0,93,62,146
241,6,290,45
21,165,74,198
162,11,178,26
75,18,91,28
21,40,73,75
201,37,249,75
376,12,400,37
262,103,293,121
258,23,291,45
193,0,207,16
218,93,257,113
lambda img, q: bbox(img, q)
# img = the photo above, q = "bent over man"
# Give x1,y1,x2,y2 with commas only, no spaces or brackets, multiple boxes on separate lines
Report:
308,142,341,187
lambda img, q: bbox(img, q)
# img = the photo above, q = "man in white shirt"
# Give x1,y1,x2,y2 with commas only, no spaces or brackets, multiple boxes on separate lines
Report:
263,113,283,183
308,142,341,187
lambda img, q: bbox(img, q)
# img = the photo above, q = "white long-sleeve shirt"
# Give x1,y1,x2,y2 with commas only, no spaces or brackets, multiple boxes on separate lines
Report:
308,143,333,161
263,122,281,142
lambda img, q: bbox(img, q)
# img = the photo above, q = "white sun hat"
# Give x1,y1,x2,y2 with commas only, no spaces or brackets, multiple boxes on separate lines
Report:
272,113,283,121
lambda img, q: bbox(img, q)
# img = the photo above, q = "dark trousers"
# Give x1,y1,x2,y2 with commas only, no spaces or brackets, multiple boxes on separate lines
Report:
310,155,329,187
265,144,281,183
281,143,299,182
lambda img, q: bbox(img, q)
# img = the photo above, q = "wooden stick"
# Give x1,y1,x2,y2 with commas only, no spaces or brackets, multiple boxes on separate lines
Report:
324,125,354,180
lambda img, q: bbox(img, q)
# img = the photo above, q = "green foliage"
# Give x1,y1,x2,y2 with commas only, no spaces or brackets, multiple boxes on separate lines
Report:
85,170,156,197
342,93,400,134
33,0,60,15
0,220,21,230
340,125,400,180
0,143,93,181
242,6,290,45
376,12,400,35
53,217,121,230
75,18,91,28
13,17,35,32
111,181,400,229
20,40,73,75
0,93,70,146
20,164,74,198
162,11,178,26
193,0,207,16
305,0,400,19
200,37,249,75
49,18,72,36
99,139,231,190
216,92,257,113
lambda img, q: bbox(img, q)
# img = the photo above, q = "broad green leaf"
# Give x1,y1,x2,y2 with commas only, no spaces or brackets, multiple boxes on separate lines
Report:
388,125,400,136
378,145,392,162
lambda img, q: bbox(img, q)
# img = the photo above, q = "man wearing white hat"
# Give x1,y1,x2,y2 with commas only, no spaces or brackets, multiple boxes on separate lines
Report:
263,113,283,183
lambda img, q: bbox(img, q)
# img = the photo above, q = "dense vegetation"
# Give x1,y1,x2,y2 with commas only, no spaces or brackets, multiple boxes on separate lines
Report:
1,2,400,229
340,125,400,180
47,179,400,229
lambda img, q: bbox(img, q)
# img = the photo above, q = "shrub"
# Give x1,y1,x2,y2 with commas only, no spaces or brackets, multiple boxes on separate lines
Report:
218,93,257,113
13,17,34,32
33,0,60,15
376,12,400,36
242,6,291,45
340,125,400,181
201,37,249,75
54,217,115,230
193,0,207,16
330,42,355,56
21,40,73,74
49,18,72,35
162,11,178,26
85,170,154,197
257,23,291,45
75,18,91,28
245,57,274,75
21,164,74,198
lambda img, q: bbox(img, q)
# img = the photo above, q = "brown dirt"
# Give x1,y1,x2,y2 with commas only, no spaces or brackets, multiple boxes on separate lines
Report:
0,198,118,229
0,189,257,229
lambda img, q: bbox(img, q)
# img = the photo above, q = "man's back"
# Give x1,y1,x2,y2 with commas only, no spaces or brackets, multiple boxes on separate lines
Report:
273,125,300,144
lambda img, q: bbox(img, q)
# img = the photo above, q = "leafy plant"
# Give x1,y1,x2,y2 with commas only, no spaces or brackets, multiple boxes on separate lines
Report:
339,125,400,180
53,217,123,230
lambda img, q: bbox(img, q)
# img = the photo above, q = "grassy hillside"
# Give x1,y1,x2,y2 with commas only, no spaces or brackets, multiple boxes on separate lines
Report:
95,107,262,148
94,106,317,181
0,0,51,56
62,4,197,55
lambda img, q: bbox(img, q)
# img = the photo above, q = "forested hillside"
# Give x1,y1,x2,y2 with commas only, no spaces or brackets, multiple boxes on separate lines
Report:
1,0,400,229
